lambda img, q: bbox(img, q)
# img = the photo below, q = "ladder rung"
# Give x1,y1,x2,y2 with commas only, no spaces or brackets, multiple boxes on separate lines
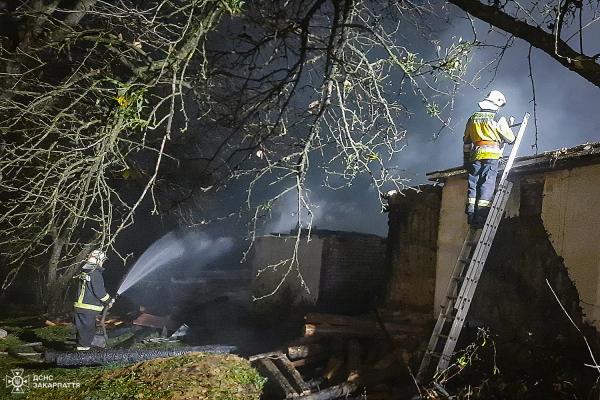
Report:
458,258,470,264
452,276,465,282
442,314,455,321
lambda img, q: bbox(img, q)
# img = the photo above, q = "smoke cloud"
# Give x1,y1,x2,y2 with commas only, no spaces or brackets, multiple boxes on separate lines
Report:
275,15,600,235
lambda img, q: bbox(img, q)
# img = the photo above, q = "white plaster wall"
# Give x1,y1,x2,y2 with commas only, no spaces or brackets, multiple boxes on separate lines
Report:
433,164,600,330
433,176,520,316
541,164,600,328
504,180,521,218
251,235,324,304
433,178,470,316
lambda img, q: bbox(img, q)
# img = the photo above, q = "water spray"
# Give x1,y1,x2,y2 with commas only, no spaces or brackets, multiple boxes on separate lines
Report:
116,232,186,296
115,231,234,296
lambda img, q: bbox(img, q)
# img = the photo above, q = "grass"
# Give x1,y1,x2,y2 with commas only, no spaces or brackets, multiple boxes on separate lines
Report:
106,331,135,348
130,339,186,350
0,352,264,400
0,335,25,352
1,313,264,399
33,325,74,343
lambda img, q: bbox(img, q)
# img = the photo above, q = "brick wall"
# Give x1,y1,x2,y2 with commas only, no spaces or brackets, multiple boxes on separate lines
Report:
317,234,387,314
385,185,442,313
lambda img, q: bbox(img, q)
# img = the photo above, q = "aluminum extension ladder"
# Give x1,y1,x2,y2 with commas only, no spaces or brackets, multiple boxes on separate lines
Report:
416,113,530,383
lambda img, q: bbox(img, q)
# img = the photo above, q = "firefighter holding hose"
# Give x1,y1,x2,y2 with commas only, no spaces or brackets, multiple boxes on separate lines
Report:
73,250,115,351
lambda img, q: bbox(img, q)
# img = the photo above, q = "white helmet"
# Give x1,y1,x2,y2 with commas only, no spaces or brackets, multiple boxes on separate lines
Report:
88,249,107,265
478,90,506,111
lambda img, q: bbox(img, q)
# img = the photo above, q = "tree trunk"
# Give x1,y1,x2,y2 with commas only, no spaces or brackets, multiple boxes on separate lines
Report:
45,234,97,314
46,230,66,313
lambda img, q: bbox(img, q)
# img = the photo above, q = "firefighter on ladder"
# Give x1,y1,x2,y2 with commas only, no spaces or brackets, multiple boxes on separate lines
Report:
73,249,114,350
463,90,515,228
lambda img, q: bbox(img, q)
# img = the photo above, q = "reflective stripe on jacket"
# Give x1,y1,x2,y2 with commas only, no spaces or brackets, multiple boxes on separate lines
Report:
463,111,515,161
74,263,110,312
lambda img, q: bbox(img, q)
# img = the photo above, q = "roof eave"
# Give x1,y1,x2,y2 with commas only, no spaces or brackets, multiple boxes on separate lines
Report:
426,142,600,182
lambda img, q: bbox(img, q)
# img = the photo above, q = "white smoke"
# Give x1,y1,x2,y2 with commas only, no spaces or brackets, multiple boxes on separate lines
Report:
117,231,234,295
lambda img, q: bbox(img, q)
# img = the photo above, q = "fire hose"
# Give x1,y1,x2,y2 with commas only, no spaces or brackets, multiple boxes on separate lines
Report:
45,345,238,366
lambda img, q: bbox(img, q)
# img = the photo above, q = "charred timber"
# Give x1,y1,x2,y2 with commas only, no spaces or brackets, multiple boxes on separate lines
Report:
304,323,413,338
296,381,359,400
45,345,238,367
346,339,361,381
287,343,327,360
304,313,424,339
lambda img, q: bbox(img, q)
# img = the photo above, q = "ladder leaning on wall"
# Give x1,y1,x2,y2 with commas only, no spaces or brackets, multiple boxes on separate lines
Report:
416,113,530,383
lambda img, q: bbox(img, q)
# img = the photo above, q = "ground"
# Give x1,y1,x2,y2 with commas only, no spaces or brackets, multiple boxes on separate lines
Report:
0,314,265,400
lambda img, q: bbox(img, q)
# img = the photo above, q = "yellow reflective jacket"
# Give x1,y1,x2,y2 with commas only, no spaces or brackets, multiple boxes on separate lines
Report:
463,111,515,160
74,263,110,312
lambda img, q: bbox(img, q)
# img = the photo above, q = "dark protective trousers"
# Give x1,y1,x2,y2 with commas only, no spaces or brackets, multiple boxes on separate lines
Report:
74,310,98,347
466,159,499,226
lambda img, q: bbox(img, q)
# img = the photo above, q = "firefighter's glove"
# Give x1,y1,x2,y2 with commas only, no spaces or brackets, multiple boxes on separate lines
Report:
107,297,116,309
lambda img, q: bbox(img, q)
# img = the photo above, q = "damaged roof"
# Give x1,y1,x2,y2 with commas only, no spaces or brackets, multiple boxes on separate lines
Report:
427,142,600,181
266,227,385,240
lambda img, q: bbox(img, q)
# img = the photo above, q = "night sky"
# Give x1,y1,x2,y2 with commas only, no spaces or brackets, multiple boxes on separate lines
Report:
265,11,600,236
114,5,600,281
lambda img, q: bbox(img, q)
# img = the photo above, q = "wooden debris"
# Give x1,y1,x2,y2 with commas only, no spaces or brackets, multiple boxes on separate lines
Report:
346,338,361,382
44,318,72,326
249,351,284,362
291,354,329,368
322,355,344,381
276,354,312,395
250,351,312,398
304,313,423,338
296,381,358,400
256,358,297,398
132,313,177,331
21,342,43,347
273,312,427,399
305,323,411,339
104,318,124,327
288,343,326,360
321,340,344,382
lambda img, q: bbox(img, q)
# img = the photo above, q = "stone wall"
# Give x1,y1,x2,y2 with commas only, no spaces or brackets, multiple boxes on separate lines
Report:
251,235,324,305
385,186,442,313
317,234,387,314
251,231,387,312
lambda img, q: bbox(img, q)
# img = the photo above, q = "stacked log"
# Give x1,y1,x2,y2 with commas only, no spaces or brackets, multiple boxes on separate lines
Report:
288,342,327,361
304,312,425,338
279,311,432,399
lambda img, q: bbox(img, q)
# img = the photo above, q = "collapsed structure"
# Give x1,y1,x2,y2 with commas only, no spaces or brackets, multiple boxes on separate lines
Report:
386,142,600,330
246,142,600,397
251,229,387,314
